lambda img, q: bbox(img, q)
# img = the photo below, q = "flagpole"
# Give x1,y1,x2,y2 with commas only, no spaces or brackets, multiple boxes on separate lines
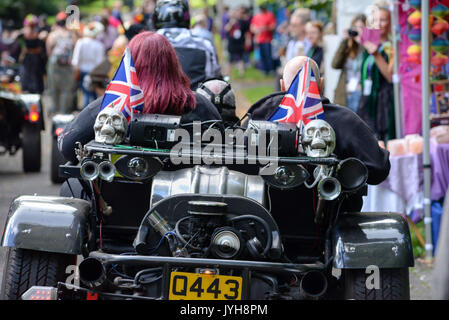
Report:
390,0,402,138
421,0,433,261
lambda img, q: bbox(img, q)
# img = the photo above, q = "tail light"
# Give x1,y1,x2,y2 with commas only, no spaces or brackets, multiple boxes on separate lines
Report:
29,111,39,122
21,286,58,300
55,127,64,136
27,104,39,122
87,292,98,300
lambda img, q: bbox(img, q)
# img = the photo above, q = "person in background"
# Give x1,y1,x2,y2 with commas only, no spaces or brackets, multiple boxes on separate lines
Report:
192,14,215,45
332,14,367,112
142,0,157,30
125,19,147,41
126,0,135,11
46,12,77,114
358,1,395,141
202,7,214,33
305,21,324,69
98,14,119,52
275,7,292,61
37,14,51,41
285,8,311,64
220,6,231,65
108,34,128,79
59,31,221,164
20,14,47,94
112,0,124,24
89,59,112,98
225,7,250,77
241,6,254,67
250,2,276,75
0,27,21,64
72,21,105,108
220,6,230,41
154,0,222,89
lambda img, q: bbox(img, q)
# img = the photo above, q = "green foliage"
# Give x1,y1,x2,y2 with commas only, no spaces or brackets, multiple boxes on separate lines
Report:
261,0,334,19
411,221,426,258
0,0,60,26
78,0,117,15
242,86,275,105
231,66,275,83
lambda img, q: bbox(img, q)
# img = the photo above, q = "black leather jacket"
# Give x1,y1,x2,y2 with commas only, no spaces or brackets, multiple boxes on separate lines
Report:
246,91,391,186
59,92,222,163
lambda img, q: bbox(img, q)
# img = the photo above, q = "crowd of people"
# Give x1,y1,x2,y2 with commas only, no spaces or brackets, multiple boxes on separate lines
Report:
0,0,160,114
0,0,396,141
218,1,395,141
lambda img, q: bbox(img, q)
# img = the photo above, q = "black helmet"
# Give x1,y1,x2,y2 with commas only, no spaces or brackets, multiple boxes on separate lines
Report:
153,0,190,30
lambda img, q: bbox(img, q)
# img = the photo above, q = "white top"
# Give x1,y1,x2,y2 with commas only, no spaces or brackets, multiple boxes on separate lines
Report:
285,38,312,63
71,37,105,73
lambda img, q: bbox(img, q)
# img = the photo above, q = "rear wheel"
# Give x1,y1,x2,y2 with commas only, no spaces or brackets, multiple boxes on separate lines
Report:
22,124,41,173
343,268,410,300
0,248,76,300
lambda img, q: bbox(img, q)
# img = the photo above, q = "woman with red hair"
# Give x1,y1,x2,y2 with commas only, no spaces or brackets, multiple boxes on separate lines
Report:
60,31,221,163
129,31,196,115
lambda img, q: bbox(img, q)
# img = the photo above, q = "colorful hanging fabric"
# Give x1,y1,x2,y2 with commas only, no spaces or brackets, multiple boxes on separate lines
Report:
432,37,449,53
432,17,449,36
431,3,449,18
409,27,422,42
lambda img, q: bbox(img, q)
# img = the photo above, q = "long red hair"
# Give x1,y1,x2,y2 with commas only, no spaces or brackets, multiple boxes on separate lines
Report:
128,31,196,115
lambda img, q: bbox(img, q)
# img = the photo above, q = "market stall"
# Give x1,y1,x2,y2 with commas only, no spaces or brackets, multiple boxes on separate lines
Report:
363,0,449,259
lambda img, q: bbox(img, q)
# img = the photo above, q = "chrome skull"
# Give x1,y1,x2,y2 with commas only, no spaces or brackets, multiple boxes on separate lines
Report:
94,107,128,145
301,120,336,158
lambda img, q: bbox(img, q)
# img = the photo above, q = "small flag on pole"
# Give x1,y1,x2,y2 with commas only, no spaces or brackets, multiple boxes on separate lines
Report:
269,58,325,129
100,47,144,122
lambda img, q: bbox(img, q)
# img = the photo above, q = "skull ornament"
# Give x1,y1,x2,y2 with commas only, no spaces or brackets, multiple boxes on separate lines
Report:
301,120,336,158
94,107,128,145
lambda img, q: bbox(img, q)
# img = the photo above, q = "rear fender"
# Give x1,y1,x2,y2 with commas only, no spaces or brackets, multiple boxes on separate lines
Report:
2,196,90,255
332,212,415,269
19,94,44,130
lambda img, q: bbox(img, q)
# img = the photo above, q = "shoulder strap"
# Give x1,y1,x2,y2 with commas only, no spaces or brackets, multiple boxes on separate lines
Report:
198,81,233,109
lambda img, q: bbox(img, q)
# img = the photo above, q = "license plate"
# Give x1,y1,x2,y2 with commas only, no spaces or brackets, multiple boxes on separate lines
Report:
169,272,242,300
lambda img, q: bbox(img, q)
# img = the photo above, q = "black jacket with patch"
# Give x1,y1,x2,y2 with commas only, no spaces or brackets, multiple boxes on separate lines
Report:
246,91,391,186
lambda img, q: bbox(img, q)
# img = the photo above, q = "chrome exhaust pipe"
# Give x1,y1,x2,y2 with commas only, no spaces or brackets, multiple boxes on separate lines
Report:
78,258,107,289
300,271,328,300
80,160,99,181
98,161,116,182
315,177,342,224
318,177,341,201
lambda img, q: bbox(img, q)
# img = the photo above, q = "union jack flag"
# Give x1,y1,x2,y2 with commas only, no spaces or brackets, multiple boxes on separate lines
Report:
269,59,325,129
100,47,144,122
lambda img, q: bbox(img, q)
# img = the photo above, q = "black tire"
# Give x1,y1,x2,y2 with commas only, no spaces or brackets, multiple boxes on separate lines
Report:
22,124,41,173
0,248,76,300
50,137,66,184
343,268,410,300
